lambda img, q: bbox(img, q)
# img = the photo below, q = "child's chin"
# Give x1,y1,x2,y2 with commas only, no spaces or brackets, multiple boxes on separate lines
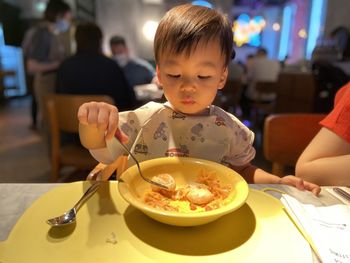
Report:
183,108,208,116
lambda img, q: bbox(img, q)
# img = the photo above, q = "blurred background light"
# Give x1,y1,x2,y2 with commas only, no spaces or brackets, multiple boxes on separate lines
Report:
233,13,265,47
142,20,159,41
35,1,47,12
306,0,327,59
142,0,163,4
191,1,213,8
278,5,292,60
273,23,280,31
298,28,307,39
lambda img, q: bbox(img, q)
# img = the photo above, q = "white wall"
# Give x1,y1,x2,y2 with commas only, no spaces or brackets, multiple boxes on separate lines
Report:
96,0,164,60
324,0,350,36
96,0,234,60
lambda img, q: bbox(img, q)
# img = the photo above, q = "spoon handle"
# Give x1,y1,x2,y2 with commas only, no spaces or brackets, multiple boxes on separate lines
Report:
74,182,101,212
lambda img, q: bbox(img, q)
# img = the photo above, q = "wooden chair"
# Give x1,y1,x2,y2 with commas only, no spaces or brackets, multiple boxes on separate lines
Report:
263,113,326,176
46,94,114,181
274,72,315,113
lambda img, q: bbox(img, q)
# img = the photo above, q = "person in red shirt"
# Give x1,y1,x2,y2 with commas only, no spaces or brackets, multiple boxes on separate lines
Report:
296,82,350,185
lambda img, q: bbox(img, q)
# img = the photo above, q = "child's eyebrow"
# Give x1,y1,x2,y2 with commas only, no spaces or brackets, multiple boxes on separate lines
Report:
164,60,217,69
199,61,217,69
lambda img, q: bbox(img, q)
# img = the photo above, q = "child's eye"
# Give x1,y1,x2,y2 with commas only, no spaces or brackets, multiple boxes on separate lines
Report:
198,75,211,79
167,74,181,78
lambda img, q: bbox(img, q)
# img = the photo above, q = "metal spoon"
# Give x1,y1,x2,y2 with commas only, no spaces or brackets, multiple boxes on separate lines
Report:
46,182,101,227
117,140,169,190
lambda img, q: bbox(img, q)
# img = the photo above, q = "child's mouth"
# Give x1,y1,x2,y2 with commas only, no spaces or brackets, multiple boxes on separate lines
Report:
181,98,195,105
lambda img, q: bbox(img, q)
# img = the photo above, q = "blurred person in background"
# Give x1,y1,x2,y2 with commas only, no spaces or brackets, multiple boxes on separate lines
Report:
239,53,255,118
240,48,280,120
109,35,156,88
22,28,37,130
311,27,350,113
245,47,280,101
24,0,73,131
227,59,244,82
56,22,136,111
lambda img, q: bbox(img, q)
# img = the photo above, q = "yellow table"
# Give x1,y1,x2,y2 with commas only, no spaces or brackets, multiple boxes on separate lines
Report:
0,181,316,263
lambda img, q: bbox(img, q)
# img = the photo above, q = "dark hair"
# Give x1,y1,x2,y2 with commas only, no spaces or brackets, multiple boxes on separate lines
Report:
154,4,234,66
330,26,350,58
75,22,103,54
109,35,126,47
44,0,71,22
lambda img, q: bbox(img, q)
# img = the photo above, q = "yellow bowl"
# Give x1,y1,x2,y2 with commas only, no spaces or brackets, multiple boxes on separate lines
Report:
118,157,249,226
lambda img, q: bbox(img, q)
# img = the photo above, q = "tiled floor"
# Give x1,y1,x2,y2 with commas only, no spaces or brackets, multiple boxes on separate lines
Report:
0,96,271,183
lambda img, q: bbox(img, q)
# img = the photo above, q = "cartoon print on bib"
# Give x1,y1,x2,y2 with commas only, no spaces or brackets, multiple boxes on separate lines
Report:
214,116,226,126
165,144,189,157
153,122,168,141
121,122,133,135
190,123,205,143
134,133,149,155
171,111,186,120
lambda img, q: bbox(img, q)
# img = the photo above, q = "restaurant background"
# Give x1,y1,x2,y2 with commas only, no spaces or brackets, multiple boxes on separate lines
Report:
0,0,350,183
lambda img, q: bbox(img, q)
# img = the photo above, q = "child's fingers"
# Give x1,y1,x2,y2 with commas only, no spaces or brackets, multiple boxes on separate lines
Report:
115,129,129,144
105,106,119,139
97,107,110,130
85,102,101,124
282,176,320,196
77,103,89,124
295,177,305,191
281,176,305,191
78,101,121,141
304,182,321,196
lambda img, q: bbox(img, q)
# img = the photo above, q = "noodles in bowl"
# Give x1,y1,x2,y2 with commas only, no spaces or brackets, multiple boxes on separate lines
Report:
118,157,249,226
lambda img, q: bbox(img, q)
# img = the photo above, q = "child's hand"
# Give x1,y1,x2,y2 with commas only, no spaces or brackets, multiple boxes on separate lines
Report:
277,175,321,196
77,101,119,140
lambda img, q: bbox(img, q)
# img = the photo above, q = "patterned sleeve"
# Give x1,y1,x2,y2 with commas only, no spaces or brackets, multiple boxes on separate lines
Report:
90,102,163,163
225,112,256,167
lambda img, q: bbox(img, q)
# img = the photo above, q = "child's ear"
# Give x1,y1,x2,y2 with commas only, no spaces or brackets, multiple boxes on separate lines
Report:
156,65,163,88
218,67,228,90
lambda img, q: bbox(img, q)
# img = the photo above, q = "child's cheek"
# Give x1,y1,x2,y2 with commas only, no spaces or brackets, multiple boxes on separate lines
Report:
164,78,179,86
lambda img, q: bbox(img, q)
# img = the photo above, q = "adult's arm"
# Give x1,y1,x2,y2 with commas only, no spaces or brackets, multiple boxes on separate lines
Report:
296,127,350,186
26,59,60,74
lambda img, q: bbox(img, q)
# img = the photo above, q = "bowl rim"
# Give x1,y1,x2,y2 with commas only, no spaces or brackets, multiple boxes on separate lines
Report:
118,157,249,219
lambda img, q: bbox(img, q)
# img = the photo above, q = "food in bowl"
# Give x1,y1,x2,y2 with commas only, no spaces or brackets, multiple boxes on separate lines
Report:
151,173,176,193
144,169,233,213
118,157,249,226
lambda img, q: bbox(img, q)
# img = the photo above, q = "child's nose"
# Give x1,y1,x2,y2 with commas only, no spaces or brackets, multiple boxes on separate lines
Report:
180,77,196,92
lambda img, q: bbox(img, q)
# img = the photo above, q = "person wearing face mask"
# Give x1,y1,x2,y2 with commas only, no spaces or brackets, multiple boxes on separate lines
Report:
109,35,156,88
24,0,73,133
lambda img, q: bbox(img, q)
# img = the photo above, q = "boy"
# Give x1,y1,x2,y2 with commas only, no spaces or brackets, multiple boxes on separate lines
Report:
78,4,320,195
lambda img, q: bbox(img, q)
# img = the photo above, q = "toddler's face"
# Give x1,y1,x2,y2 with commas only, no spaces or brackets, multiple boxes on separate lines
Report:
156,40,228,115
